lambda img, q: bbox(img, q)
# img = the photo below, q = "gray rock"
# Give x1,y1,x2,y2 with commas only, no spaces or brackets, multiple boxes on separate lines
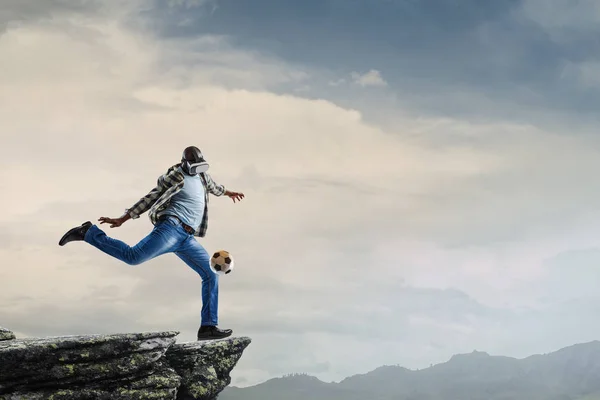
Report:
0,327,15,341
0,331,179,395
0,329,251,400
166,337,252,400
2,360,180,399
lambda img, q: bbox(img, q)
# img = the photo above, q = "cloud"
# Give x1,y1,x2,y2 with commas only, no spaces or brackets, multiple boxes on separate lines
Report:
560,60,600,88
351,69,388,87
139,0,600,132
328,78,346,87
168,0,215,8
0,0,128,33
518,0,600,32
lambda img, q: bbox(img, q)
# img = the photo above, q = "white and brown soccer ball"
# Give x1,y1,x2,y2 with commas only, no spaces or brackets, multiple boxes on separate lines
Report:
210,250,234,275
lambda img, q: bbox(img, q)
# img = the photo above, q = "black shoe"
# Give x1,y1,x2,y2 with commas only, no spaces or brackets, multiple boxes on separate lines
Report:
59,221,92,246
197,326,233,340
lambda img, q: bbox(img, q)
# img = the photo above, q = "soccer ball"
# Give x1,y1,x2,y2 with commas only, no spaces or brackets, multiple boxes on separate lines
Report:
210,250,234,275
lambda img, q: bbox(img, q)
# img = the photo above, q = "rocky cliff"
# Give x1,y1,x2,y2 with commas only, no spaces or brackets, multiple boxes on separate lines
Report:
0,326,250,400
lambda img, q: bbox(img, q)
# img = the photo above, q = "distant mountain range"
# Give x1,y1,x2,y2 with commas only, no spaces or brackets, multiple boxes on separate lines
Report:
218,341,600,400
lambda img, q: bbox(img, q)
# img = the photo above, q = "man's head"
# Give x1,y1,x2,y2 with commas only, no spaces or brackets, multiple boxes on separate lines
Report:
181,146,209,175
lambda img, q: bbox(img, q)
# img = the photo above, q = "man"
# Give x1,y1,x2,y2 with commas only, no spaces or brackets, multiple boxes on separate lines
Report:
58,146,245,340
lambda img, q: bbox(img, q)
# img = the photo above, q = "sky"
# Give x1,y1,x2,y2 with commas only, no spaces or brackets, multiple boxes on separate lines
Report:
2,0,600,387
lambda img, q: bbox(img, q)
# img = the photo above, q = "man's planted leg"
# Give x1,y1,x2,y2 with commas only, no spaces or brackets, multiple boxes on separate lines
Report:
176,236,232,340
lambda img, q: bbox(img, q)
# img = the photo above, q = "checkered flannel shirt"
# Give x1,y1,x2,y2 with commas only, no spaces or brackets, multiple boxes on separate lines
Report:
125,163,226,237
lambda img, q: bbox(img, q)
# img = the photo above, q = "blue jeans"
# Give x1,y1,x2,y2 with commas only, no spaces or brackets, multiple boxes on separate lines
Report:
83,215,219,326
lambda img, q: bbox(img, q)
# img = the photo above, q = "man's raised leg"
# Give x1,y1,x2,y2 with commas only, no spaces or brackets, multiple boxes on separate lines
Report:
72,219,182,265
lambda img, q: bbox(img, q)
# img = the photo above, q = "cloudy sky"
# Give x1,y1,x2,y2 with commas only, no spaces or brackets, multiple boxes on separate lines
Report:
2,0,600,387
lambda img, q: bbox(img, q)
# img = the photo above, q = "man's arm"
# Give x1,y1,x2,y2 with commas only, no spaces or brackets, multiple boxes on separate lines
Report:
99,169,178,228
125,176,168,220
224,189,244,202
204,173,245,202
203,172,226,196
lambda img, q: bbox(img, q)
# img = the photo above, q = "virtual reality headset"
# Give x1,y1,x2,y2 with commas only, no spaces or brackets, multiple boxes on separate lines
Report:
183,159,209,174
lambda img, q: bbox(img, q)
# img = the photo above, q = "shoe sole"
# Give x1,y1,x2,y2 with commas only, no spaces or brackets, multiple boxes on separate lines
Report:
196,333,233,341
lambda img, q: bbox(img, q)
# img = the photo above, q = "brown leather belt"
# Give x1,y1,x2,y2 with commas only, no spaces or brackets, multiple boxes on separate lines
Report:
160,215,195,234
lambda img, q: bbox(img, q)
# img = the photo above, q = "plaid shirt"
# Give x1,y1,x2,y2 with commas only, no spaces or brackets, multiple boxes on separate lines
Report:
125,163,226,237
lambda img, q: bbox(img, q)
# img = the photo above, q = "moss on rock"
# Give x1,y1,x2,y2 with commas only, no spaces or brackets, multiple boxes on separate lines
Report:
0,332,178,395
166,337,251,400
0,327,15,342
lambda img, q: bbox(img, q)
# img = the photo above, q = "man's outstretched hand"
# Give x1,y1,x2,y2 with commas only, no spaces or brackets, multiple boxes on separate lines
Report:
98,216,127,228
225,190,245,203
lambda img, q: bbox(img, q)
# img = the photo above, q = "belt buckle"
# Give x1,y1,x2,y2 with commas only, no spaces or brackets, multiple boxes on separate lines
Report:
177,219,192,234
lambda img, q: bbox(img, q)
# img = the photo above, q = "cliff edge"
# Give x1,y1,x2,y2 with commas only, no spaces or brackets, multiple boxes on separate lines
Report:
0,325,250,400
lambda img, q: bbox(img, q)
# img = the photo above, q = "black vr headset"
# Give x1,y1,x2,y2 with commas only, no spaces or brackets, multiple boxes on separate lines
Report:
181,146,209,175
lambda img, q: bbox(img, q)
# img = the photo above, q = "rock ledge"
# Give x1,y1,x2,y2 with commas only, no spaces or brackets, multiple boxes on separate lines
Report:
0,327,250,400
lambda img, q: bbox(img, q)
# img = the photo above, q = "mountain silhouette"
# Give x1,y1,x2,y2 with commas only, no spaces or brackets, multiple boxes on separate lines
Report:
218,341,600,400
